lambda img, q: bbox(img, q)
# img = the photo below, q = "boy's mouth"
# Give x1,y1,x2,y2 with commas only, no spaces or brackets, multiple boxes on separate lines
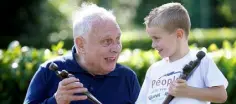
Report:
157,49,163,53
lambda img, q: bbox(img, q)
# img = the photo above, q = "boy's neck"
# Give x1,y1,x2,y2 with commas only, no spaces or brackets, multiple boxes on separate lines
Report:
169,42,190,62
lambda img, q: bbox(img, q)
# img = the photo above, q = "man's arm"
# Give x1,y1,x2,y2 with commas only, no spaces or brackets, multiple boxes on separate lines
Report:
24,66,57,104
24,66,88,104
169,79,227,103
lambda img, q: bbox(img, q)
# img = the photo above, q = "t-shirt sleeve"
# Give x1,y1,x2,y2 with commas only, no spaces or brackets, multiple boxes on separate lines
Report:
135,68,151,104
202,55,228,89
130,71,141,103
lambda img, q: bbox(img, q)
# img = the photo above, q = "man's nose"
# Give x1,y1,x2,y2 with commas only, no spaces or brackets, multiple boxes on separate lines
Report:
110,43,121,53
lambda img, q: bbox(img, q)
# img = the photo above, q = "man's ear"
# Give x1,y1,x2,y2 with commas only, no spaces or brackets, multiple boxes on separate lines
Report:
176,28,184,39
75,36,86,54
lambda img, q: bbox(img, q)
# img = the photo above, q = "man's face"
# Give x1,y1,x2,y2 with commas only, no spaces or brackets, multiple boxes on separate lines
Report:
83,19,122,74
146,26,178,59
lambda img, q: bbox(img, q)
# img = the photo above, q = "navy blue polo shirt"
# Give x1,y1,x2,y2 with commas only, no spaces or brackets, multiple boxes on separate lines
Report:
24,47,140,104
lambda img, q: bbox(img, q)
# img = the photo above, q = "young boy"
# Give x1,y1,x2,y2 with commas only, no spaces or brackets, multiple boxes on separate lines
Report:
136,2,228,104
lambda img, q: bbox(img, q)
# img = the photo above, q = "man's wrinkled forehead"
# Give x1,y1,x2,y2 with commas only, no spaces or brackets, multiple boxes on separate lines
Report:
90,18,121,37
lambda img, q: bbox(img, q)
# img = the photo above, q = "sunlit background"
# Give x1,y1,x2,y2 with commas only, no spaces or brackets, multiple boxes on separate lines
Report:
0,0,236,104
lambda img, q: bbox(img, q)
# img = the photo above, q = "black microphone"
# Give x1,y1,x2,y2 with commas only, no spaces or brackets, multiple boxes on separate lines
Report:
49,62,102,104
162,51,205,104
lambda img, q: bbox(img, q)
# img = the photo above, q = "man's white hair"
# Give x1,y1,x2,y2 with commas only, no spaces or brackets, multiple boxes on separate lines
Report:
72,2,117,39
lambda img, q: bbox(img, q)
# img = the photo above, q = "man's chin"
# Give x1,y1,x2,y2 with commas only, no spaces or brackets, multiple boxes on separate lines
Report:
104,65,116,72
107,66,116,71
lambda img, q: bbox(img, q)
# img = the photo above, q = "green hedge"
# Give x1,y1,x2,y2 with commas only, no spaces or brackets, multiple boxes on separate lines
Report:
24,28,236,50
121,28,236,50
0,41,67,104
1,40,236,104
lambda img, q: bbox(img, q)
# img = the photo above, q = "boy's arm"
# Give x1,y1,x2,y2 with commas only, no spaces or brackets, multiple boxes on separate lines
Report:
186,85,227,103
169,79,227,103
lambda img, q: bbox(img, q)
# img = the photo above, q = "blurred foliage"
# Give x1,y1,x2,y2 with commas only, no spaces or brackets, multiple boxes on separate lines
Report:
2,0,236,49
60,28,236,50
0,41,68,104
1,0,67,49
134,0,236,28
1,40,236,103
134,0,182,27
121,28,236,50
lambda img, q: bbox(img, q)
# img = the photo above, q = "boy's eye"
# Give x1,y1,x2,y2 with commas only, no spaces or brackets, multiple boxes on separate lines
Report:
152,37,159,40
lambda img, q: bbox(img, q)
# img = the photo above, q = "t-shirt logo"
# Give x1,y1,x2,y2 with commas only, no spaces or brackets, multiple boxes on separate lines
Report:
148,71,182,102
152,71,182,88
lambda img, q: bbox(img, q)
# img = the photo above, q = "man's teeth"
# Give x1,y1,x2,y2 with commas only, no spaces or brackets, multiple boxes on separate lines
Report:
105,58,115,61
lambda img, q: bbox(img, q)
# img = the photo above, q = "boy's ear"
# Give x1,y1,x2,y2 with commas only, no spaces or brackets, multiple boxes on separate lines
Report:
176,28,184,39
75,36,86,54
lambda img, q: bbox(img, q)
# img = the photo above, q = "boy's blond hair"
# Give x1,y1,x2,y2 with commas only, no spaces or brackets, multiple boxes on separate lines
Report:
144,2,191,36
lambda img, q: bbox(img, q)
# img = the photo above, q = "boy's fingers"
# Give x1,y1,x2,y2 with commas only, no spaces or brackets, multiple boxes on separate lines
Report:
176,79,186,83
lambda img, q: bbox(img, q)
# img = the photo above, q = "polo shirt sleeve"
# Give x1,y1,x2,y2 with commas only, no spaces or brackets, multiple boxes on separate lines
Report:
23,65,57,104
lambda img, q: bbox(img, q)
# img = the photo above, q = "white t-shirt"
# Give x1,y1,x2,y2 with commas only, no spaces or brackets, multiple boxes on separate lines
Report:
136,50,228,104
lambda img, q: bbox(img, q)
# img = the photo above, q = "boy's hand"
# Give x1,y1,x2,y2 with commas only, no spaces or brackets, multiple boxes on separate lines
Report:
168,79,190,97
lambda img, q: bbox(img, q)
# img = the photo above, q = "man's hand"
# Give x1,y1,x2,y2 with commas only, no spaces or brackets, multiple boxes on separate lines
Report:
168,79,190,97
55,77,88,104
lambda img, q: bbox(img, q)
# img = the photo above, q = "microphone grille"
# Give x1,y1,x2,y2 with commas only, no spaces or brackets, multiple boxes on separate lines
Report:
49,62,58,71
196,51,205,60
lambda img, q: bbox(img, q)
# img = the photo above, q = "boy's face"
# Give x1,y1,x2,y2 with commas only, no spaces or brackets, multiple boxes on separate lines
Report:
146,26,179,59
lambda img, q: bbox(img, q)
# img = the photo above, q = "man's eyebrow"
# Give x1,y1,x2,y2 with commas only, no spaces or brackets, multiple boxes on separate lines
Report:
100,35,110,39
100,32,121,39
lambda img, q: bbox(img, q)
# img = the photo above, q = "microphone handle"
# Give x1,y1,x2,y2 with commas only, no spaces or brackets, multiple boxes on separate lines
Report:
57,70,102,104
162,74,187,104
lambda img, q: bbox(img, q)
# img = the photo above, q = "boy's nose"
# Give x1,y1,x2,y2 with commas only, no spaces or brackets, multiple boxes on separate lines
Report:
152,42,158,49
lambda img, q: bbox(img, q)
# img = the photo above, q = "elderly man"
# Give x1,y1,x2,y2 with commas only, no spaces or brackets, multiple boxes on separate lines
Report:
24,3,140,104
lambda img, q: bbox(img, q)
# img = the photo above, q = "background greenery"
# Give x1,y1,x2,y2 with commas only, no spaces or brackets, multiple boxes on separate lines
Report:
1,37,236,104
1,0,236,104
1,0,236,49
